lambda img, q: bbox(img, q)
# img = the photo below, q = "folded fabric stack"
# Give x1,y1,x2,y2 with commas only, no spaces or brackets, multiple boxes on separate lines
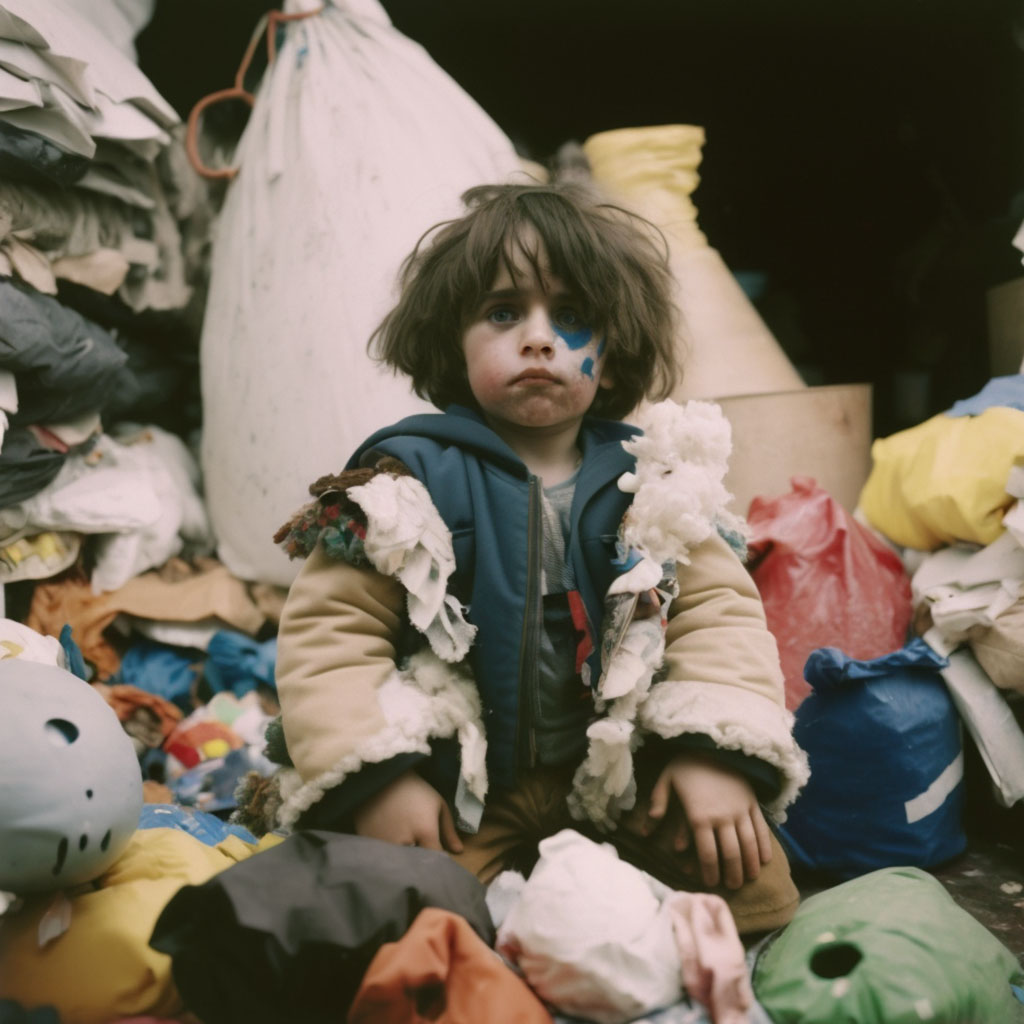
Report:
0,0,212,593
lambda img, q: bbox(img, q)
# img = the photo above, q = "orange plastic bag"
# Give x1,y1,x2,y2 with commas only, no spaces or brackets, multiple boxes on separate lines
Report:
746,477,912,710
349,908,552,1024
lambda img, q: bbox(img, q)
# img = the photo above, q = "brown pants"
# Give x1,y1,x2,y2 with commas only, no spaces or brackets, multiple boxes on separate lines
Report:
448,765,800,936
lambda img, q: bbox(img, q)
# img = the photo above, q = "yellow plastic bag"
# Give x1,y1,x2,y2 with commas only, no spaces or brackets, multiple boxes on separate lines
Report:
0,827,270,1024
858,407,1024,550
583,125,803,404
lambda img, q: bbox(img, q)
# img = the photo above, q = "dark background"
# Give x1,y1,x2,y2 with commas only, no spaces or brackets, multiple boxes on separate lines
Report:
137,0,1024,435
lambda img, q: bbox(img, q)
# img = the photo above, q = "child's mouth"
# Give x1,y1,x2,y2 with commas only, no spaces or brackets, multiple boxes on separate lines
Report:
513,370,559,384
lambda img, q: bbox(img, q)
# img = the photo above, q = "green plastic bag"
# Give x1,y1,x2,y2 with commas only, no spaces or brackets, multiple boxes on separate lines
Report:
753,867,1024,1023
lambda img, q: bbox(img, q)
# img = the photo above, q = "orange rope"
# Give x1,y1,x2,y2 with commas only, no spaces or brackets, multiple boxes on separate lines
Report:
185,6,324,181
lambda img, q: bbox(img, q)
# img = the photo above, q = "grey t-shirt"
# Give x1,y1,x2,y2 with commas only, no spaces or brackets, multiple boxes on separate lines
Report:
534,473,592,765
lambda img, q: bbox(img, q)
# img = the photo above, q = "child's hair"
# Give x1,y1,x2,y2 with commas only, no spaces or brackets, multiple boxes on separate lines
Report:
369,181,681,420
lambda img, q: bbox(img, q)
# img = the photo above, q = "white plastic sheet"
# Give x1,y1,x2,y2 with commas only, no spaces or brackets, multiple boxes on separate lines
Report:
0,370,15,450
0,617,65,665
925,630,1024,807
496,831,683,1024
494,830,755,1024
0,426,213,594
912,533,1024,646
58,0,156,63
0,0,175,125
200,0,523,585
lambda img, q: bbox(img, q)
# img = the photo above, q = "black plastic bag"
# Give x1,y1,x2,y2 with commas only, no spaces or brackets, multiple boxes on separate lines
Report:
0,122,89,187
149,830,494,1024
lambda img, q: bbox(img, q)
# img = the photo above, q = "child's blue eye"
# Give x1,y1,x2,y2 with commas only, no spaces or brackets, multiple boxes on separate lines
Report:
488,307,518,325
555,308,585,329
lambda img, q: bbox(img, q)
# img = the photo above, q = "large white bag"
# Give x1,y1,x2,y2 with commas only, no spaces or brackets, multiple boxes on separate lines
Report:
200,0,523,585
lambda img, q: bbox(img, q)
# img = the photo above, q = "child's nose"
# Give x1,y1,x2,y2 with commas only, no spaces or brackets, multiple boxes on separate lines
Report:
520,307,556,356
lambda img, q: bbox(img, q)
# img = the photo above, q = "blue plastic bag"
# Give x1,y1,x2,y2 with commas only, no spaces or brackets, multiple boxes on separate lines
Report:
780,638,965,878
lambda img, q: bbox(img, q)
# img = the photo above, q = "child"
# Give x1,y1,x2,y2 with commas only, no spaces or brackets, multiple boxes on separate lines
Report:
271,181,809,934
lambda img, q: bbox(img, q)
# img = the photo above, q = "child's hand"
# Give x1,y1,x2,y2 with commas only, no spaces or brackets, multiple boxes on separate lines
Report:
352,770,464,853
640,752,772,890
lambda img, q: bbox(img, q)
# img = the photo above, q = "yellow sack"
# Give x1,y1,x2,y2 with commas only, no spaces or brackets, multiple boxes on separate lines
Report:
0,827,273,1024
858,407,1024,550
583,125,804,403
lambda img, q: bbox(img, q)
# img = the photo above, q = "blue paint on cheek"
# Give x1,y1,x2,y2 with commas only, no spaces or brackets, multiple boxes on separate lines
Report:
553,324,593,350
596,337,606,357
580,357,595,379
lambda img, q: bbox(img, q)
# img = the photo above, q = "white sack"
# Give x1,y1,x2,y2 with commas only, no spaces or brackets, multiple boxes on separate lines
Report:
199,0,524,586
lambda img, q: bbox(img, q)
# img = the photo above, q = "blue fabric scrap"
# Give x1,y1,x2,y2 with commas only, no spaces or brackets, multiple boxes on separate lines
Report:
204,630,277,697
947,374,1024,417
58,623,88,680
138,802,257,845
116,639,200,712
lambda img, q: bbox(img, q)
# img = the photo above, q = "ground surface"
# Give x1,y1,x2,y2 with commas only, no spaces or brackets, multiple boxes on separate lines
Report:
932,838,1024,963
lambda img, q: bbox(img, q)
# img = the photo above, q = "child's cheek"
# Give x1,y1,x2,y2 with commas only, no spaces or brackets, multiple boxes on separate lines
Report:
553,326,605,380
553,324,595,351
469,365,506,403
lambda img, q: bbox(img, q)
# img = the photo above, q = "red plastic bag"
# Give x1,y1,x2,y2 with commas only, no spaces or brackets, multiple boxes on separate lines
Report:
746,476,912,710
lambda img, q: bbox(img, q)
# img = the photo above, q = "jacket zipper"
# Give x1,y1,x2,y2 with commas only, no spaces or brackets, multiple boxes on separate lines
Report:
516,474,542,769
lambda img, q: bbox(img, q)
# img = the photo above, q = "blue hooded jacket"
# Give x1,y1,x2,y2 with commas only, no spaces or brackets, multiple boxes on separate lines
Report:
348,404,640,789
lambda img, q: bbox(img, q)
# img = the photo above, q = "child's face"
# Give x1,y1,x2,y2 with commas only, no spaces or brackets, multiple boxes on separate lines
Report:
461,234,610,437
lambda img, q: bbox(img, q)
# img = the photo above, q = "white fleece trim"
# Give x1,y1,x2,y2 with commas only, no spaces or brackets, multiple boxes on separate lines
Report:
637,681,810,822
597,617,666,704
571,397,745,833
567,716,641,831
275,649,488,830
617,400,746,567
568,618,665,829
347,473,476,662
607,556,663,596
568,400,806,830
